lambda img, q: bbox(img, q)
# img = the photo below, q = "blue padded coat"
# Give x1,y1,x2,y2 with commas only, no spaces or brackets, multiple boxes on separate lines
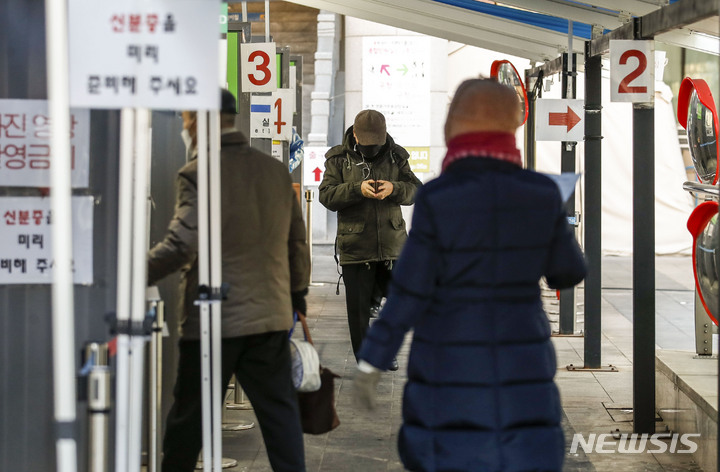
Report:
358,157,587,472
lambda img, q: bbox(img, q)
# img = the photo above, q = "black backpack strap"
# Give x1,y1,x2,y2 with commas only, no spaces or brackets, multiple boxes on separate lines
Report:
334,236,343,295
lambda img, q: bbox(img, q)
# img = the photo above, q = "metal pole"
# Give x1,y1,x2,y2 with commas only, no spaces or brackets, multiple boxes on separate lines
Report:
524,72,536,170
583,42,602,369
694,290,713,356
196,110,217,472
305,190,314,283
558,54,575,334
559,53,578,335
567,21,574,96
115,108,135,472
632,102,656,434
264,1,270,42
147,290,164,472
209,111,224,472
86,343,110,472
129,108,151,472
44,0,78,469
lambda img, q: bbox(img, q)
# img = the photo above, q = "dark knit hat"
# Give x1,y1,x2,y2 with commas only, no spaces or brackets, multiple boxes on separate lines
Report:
353,109,387,145
221,89,237,114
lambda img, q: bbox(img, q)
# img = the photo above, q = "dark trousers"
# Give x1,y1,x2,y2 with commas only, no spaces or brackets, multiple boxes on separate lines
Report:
342,261,392,359
162,332,305,472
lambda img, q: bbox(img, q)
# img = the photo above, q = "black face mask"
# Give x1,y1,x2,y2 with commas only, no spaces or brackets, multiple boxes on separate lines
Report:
356,143,383,160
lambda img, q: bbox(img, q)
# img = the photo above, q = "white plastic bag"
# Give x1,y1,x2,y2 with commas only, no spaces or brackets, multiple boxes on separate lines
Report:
289,337,321,392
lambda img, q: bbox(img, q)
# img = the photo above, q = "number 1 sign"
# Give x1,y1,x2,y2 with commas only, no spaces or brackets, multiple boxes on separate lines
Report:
610,40,655,103
249,89,294,141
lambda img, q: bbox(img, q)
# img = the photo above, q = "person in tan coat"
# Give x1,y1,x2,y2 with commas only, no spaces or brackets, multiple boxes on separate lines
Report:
148,90,310,472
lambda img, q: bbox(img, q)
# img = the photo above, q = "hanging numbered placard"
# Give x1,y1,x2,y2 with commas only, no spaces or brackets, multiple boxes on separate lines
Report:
240,42,277,93
249,89,293,141
610,40,655,103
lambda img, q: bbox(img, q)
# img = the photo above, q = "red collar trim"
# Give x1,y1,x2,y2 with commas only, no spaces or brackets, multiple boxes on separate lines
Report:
442,132,522,173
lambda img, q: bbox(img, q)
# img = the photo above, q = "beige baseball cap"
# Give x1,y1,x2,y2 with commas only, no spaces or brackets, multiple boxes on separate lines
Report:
353,109,387,146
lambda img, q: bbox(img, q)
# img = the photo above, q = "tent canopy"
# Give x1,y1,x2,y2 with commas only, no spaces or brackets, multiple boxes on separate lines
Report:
288,0,719,62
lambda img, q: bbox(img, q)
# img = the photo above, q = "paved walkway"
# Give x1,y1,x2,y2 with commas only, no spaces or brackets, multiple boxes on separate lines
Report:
215,246,708,471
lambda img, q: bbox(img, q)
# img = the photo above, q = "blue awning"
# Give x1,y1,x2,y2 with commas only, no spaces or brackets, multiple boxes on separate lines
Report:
432,0,609,40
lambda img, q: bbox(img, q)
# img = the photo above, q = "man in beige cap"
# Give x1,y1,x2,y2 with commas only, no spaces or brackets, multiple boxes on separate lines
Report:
319,109,422,371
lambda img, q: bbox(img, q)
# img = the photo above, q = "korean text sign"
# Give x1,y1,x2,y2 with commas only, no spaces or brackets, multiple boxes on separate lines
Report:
362,37,431,147
68,0,220,110
0,197,94,284
0,100,90,187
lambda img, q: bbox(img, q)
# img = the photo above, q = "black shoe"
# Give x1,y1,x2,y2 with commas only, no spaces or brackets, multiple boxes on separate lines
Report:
388,358,399,371
369,304,381,318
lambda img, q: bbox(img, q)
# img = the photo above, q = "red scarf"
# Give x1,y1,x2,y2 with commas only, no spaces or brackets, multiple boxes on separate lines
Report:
441,132,522,173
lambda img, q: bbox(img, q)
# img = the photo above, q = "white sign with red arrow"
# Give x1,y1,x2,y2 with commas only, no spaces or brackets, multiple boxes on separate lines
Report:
303,146,329,187
535,99,584,142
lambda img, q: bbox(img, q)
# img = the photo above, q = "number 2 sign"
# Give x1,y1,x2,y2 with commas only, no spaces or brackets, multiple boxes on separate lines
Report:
610,40,654,103
240,42,277,92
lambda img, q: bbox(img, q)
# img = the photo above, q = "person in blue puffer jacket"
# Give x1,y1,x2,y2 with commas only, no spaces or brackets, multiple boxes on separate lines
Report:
353,78,587,472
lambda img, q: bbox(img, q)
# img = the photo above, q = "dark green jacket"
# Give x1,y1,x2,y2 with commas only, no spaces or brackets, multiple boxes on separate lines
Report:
319,126,422,265
147,131,310,339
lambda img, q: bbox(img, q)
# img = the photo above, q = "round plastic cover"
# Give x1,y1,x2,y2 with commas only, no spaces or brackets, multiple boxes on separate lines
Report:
677,77,719,185
490,60,529,125
688,201,720,325
687,90,718,184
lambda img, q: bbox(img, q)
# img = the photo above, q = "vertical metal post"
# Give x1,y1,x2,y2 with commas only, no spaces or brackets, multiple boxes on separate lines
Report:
524,72,536,170
305,189,314,283
129,108,151,472
147,290,164,472
694,290,713,356
86,343,110,472
583,42,602,369
115,108,134,472
44,0,78,470
632,102,655,434
197,111,215,472
559,53,578,335
209,107,224,472
264,0,270,42
197,110,224,472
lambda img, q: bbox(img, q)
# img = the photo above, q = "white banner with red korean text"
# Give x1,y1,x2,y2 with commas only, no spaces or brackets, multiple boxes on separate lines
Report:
0,100,90,188
68,0,219,109
0,196,94,284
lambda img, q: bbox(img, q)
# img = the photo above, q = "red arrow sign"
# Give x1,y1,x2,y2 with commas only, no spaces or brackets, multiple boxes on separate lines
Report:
380,64,390,75
312,167,323,182
549,106,581,132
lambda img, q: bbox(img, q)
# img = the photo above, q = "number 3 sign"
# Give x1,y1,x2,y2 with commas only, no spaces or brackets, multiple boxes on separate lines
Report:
240,42,277,93
610,40,654,103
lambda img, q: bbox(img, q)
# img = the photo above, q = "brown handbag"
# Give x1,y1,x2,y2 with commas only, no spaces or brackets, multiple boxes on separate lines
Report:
294,312,341,434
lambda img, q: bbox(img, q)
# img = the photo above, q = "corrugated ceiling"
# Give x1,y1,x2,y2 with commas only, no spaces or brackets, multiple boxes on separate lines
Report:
288,0,719,62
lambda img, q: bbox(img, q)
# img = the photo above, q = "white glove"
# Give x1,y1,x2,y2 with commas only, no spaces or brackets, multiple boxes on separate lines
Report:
353,368,381,410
